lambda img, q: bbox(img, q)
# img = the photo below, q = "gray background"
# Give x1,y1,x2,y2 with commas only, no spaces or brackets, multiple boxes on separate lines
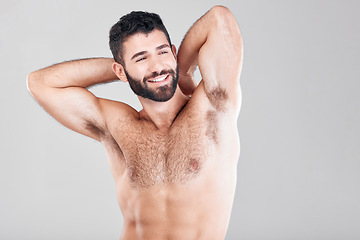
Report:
1,0,359,239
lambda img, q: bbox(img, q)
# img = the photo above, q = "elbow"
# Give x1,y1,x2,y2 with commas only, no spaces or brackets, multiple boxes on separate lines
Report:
209,5,235,23
26,72,34,95
210,5,231,14
209,5,242,47
26,72,36,95
26,71,42,97
210,5,241,35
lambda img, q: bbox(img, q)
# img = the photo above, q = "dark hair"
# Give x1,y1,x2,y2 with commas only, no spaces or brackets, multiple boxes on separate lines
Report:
109,11,172,65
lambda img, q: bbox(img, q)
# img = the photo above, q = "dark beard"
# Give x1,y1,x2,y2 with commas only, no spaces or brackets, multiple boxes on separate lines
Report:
125,66,179,102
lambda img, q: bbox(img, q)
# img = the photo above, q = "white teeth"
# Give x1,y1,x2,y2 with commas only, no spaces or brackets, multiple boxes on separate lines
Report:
150,75,167,82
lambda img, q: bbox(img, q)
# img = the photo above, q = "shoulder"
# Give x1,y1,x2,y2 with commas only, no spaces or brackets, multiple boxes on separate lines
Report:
90,98,139,140
99,98,139,123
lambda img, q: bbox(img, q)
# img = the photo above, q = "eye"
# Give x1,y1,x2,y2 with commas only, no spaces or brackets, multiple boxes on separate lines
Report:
159,51,168,55
136,57,146,62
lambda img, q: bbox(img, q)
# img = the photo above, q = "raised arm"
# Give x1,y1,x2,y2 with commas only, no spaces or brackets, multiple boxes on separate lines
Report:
27,58,118,141
177,5,243,112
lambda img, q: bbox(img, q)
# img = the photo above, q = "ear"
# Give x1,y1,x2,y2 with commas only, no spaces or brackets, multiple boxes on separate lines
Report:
112,62,128,83
171,44,177,61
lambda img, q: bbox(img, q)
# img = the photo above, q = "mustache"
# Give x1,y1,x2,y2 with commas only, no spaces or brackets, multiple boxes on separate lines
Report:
143,69,176,82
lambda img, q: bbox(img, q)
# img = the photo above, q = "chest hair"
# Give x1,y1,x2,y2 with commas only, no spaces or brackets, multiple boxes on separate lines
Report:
115,106,219,188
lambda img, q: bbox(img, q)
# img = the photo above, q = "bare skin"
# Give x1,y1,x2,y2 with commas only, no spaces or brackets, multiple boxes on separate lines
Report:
27,6,243,240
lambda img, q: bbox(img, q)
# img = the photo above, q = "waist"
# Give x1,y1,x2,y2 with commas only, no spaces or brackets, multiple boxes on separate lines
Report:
121,217,226,240
118,183,233,240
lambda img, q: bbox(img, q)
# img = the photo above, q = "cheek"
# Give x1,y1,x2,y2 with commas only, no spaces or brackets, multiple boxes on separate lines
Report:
167,57,177,69
129,65,148,79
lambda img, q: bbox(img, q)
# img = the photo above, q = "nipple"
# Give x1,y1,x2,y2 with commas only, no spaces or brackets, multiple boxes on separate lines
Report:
190,159,199,171
129,169,137,181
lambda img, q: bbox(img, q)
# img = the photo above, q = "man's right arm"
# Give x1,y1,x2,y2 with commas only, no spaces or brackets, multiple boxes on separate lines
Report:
27,58,118,141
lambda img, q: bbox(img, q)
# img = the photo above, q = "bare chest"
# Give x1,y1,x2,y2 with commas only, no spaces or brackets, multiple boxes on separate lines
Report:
115,108,219,188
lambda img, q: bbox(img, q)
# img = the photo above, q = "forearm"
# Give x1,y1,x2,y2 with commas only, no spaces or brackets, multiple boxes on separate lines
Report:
28,58,118,89
177,7,218,76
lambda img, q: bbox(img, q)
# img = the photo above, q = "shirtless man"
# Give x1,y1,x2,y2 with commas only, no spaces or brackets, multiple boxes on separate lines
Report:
27,5,243,240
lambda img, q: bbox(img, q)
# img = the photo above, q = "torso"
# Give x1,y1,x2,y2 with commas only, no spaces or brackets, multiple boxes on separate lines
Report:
101,83,240,240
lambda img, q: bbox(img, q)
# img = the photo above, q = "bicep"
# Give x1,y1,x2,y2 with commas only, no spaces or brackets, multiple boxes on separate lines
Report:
29,81,106,141
198,6,243,111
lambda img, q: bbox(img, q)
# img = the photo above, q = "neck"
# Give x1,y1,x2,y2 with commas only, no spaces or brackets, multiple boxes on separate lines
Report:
138,86,189,129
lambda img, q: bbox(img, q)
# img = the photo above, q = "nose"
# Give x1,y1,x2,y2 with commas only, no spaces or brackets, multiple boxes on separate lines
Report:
148,56,164,74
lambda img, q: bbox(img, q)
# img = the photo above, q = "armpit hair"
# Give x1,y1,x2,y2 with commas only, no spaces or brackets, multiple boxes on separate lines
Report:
205,85,228,111
84,120,106,138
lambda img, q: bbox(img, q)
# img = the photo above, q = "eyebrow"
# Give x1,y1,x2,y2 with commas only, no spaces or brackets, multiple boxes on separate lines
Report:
130,44,171,61
156,44,170,51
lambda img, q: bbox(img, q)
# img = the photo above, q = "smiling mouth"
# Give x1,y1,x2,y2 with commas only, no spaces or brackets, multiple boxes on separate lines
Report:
148,74,169,83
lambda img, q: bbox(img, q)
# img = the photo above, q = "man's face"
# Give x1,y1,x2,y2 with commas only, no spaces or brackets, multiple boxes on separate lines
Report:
122,29,178,102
